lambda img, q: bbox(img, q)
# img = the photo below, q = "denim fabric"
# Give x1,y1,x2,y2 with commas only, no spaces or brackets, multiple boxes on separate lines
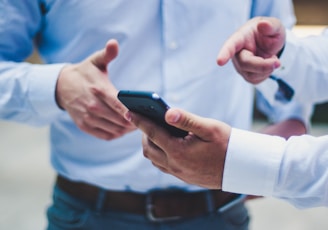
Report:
47,186,249,230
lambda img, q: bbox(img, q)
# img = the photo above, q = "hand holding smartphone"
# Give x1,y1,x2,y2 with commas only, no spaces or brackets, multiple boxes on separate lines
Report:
117,90,188,138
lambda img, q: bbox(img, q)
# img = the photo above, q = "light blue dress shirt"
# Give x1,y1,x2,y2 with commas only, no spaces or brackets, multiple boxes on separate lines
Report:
0,0,310,192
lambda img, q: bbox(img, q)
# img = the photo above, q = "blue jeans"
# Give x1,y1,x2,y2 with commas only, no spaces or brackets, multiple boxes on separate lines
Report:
47,185,249,230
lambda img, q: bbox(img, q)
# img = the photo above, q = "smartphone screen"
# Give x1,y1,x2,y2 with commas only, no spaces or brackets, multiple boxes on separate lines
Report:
118,90,188,137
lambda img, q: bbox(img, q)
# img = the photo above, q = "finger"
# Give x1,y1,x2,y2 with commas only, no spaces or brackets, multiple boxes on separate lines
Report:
85,88,135,128
146,137,163,151
152,162,170,174
236,49,280,75
128,112,172,149
92,87,134,128
217,32,246,66
82,111,135,136
257,18,284,38
79,122,121,140
165,108,221,140
243,71,271,84
257,19,286,55
142,135,168,168
90,39,119,71
232,56,273,84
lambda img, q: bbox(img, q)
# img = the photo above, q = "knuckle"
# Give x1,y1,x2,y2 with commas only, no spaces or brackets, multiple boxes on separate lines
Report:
113,99,125,112
146,128,157,140
178,116,194,130
142,138,151,154
259,64,273,75
107,126,128,140
244,72,261,84
154,163,169,174
103,134,116,140
90,85,105,97
83,113,93,123
243,71,252,80
77,120,88,132
143,149,149,159
113,128,126,137
85,100,100,113
170,165,182,175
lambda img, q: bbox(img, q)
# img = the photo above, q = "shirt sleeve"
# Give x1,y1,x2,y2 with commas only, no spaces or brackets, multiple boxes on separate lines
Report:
272,30,328,104
0,2,66,125
0,62,66,125
255,90,313,128
222,128,286,196
223,128,328,208
273,134,328,208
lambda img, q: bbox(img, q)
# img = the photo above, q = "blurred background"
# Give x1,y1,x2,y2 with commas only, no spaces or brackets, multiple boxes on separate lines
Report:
1,0,328,229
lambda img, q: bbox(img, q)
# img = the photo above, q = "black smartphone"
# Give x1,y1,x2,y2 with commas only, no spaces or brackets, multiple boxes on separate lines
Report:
117,90,188,138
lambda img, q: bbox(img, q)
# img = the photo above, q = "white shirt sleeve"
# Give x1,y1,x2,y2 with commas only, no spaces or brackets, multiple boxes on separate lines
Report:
222,128,286,196
259,29,328,105
222,128,328,208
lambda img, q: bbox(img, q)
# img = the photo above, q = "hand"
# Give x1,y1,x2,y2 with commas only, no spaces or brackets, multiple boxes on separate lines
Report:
261,118,307,139
127,108,232,189
217,17,286,84
56,39,136,140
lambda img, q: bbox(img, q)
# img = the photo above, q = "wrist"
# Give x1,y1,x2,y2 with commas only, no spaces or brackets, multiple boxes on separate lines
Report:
55,64,73,110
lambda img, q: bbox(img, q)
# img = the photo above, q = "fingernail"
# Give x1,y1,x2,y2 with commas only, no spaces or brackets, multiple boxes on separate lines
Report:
124,111,132,121
168,111,180,123
273,61,280,69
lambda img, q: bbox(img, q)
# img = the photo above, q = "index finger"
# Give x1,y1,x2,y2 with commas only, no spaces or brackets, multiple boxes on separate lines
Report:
217,32,246,66
93,88,134,127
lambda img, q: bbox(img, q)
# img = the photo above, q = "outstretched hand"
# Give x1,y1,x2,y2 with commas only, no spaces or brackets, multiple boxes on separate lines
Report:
56,39,136,140
127,108,231,189
217,17,286,84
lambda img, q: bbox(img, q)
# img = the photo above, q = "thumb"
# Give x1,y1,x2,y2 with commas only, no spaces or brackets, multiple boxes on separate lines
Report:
257,18,284,37
165,108,225,140
257,18,286,55
91,39,119,71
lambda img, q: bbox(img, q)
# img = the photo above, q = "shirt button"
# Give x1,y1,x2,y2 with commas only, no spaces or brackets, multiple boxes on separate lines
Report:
168,41,178,50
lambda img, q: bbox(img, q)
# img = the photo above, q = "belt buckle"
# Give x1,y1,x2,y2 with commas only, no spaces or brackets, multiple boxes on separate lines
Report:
145,190,181,222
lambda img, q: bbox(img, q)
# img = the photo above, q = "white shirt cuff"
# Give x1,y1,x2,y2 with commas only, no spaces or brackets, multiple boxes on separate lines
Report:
222,128,286,196
27,63,67,122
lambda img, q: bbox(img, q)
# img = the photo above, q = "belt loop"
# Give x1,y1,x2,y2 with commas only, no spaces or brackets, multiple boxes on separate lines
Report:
95,188,107,212
205,190,215,213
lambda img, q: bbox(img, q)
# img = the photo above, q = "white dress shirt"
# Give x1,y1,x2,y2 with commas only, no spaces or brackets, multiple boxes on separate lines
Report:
223,31,328,208
0,0,310,192
257,29,328,105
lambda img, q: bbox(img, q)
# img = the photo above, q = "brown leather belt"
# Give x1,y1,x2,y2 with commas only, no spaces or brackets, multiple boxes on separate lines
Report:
56,175,241,222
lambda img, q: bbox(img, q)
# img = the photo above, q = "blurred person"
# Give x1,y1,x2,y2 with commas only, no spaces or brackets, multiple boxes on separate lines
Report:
0,2,311,230
127,17,328,209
